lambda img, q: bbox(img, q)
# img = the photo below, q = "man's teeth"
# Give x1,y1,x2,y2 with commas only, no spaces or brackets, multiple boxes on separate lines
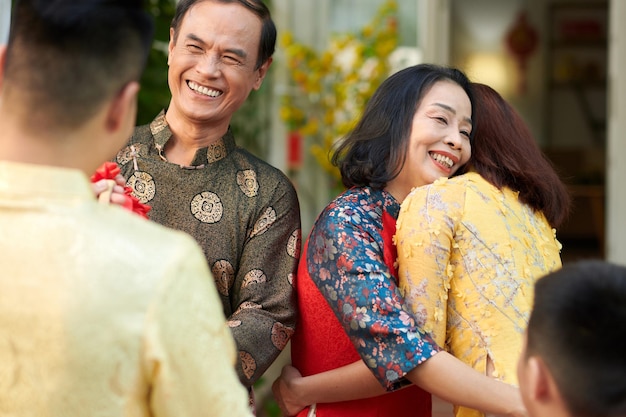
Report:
188,81,221,97
432,153,453,168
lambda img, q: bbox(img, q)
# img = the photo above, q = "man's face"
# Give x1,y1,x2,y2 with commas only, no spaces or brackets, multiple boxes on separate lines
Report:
166,1,270,127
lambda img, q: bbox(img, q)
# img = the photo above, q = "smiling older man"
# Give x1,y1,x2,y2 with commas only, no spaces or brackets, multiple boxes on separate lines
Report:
112,0,301,409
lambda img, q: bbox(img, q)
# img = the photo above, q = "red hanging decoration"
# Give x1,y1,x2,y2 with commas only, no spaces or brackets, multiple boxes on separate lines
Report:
505,11,539,94
287,130,303,171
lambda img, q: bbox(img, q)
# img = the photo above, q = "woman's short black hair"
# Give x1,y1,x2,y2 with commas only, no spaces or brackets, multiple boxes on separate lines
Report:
331,63,473,190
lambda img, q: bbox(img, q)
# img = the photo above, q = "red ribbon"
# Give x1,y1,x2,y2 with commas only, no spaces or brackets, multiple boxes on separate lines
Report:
381,210,398,278
91,162,151,219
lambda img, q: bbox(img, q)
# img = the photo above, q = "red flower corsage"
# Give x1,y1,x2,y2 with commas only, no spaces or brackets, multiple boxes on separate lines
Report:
91,162,151,219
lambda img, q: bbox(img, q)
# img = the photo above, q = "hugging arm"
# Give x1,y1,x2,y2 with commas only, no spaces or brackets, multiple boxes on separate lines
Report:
276,199,526,417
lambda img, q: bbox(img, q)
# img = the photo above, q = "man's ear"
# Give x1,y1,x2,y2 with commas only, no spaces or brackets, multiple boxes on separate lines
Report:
253,57,272,90
105,81,140,135
0,44,7,89
167,27,175,66
526,356,569,413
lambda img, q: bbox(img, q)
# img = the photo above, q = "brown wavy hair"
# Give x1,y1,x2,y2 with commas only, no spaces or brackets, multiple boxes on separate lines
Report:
467,83,570,228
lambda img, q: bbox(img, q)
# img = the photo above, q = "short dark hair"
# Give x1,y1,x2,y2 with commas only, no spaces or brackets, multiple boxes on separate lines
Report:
527,260,626,417
4,0,154,129
331,64,474,190
468,83,570,228
170,0,276,70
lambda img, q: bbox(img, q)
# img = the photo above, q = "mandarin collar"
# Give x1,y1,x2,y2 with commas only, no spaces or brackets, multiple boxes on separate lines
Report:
0,161,94,202
148,110,237,168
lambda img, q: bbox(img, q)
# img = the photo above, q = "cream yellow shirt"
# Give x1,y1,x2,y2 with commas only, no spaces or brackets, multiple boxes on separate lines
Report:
0,161,253,417
396,172,562,417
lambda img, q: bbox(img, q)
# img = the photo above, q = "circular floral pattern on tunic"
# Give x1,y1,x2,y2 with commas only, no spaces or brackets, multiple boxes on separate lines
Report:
287,229,301,258
250,207,277,238
127,171,155,204
206,141,227,163
212,260,235,296
237,170,259,197
234,301,262,316
191,191,223,223
116,144,144,165
242,269,267,288
239,351,257,380
271,322,295,351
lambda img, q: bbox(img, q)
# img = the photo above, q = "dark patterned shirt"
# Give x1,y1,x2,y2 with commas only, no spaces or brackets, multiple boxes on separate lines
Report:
306,186,441,390
117,111,301,388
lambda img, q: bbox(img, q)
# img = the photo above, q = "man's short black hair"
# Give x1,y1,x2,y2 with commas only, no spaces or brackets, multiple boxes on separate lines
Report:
4,0,154,129
527,260,626,417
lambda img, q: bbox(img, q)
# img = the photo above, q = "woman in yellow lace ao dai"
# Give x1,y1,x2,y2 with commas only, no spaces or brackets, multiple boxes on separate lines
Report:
396,83,571,417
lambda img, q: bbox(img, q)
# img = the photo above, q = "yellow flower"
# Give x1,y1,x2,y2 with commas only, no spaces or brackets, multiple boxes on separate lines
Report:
280,32,293,46
362,24,374,37
302,120,320,136
280,0,399,183
434,308,444,322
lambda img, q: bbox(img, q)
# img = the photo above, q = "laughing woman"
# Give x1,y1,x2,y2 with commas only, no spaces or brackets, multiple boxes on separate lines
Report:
396,83,570,417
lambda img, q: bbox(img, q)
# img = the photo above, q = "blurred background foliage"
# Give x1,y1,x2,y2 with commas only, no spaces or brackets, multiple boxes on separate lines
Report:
137,0,175,126
138,0,273,159
280,0,398,193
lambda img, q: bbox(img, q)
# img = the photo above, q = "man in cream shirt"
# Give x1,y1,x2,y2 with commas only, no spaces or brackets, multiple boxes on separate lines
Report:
0,1,252,416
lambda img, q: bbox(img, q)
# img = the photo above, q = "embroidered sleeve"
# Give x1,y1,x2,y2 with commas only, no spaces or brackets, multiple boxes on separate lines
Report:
228,176,301,387
307,197,440,391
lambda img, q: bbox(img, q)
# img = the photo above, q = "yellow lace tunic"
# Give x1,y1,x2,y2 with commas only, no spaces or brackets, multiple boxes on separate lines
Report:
396,172,562,417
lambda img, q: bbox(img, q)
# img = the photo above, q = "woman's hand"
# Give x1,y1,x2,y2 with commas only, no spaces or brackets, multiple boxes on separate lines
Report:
272,365,308,417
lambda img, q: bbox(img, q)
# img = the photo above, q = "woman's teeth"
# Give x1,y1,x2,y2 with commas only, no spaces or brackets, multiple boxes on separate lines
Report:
431,153,453,168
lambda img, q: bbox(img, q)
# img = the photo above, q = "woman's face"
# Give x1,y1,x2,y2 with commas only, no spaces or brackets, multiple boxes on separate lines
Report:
386,80,472,202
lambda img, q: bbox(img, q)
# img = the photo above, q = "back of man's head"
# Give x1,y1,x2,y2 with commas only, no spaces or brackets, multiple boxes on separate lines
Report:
523,260,626,417
3,0,153,130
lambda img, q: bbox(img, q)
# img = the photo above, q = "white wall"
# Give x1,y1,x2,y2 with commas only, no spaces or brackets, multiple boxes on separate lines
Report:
1,0,10,44
419,0,451,65
606,0,626,265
